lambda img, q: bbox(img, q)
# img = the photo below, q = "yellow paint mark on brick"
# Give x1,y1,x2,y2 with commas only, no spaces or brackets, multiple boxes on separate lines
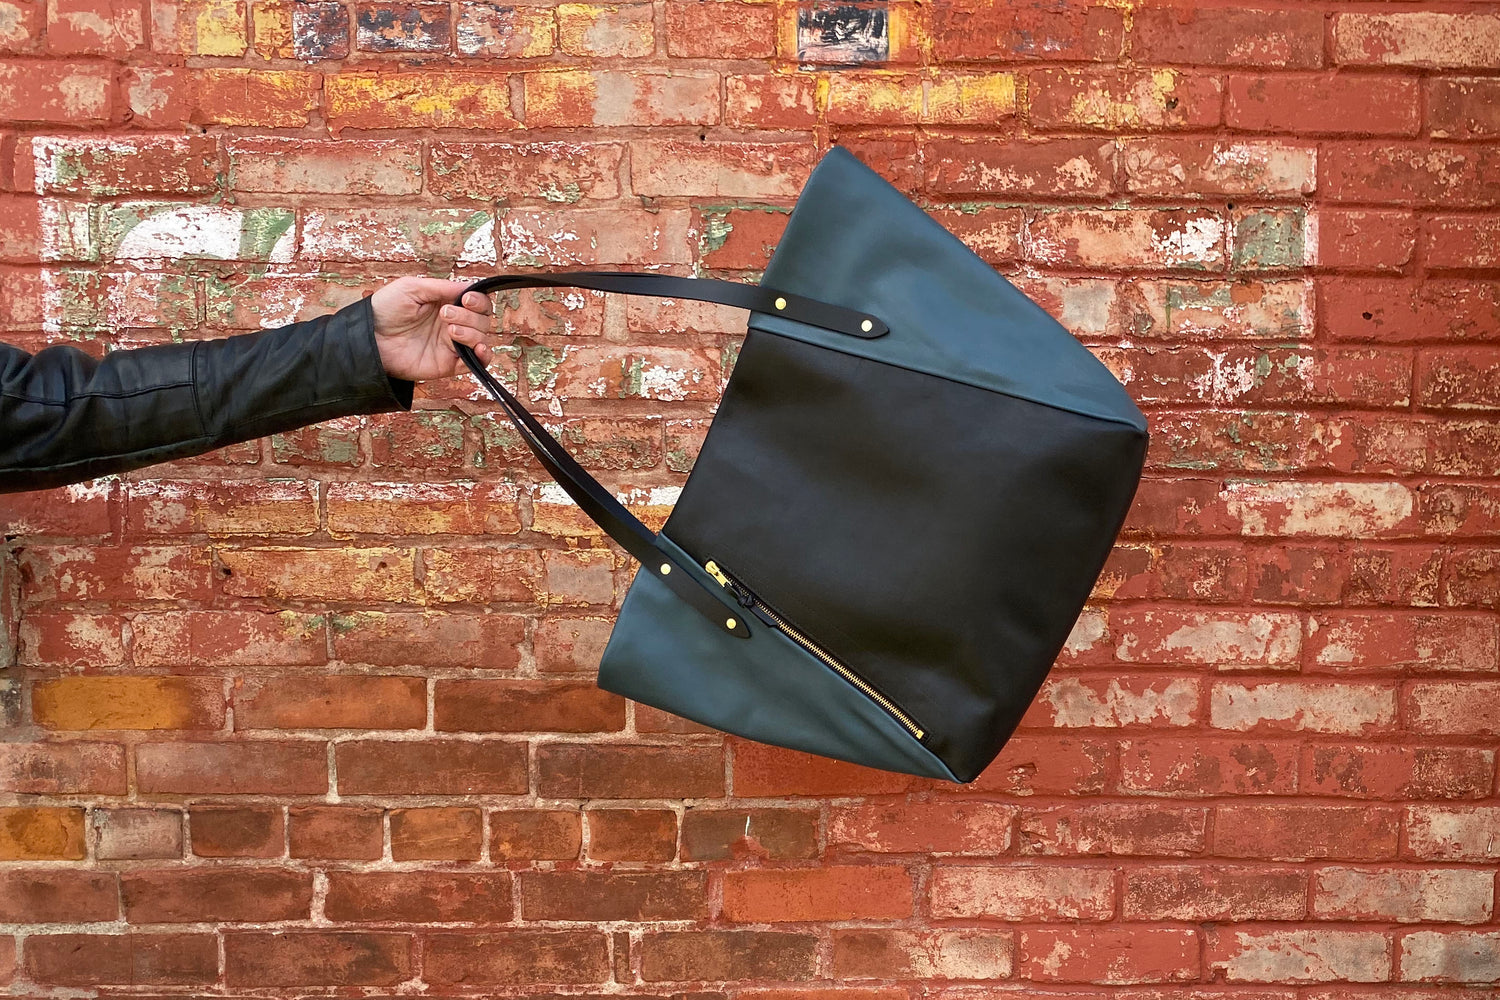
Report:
0,808,86,860
522,70,599,126
327,72,516,129
928,73,1016,124
32,676,221,730
194,0,248,54
251,0,294,58
826,73,922,124
1068,68,1181,128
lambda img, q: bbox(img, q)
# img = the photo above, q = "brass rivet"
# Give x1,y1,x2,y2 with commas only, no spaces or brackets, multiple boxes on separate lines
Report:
774,297,787,310
861,319,874,332
725,617,738,630
659,563,671,575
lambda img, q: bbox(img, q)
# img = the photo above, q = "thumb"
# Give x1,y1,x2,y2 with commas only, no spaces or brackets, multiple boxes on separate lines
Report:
404,277,471,304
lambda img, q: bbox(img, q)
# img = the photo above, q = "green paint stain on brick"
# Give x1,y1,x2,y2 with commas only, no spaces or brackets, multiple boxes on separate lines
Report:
621,355,644,397
413,410,466,458
700,211,733,255
329,613,361,635
49,270,105,330
470,416,524,468
539,181,582,203
239,208,295,260
1233,209,1306,270
418,211,490,237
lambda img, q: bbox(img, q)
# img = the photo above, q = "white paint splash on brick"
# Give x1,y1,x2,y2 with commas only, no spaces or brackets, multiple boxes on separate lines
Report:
1151,216,1225,268
117,205,243,260
459,218,496,266
1225,481,1415,537
1044,677,1199,727
1210,682,1396,733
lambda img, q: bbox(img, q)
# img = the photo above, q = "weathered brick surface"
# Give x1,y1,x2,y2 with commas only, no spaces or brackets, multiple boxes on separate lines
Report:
1,4,1495,994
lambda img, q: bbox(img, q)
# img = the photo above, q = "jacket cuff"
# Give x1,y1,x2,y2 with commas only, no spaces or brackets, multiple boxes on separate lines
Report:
350,293,415,411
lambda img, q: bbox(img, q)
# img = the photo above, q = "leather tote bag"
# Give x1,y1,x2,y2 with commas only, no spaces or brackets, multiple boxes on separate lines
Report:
455,146,1147,783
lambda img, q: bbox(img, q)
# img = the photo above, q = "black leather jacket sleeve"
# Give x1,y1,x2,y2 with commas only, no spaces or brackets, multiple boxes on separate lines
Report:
0,295,414,494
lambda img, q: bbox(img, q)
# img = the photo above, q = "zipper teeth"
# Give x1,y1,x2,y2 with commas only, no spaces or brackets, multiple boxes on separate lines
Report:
706,561,925,740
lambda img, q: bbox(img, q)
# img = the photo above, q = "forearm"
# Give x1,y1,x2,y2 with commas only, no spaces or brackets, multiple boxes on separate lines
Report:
0,296,413,494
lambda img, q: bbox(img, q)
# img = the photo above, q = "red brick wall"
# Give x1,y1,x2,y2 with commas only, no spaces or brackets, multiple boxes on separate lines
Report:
2,0,1498,994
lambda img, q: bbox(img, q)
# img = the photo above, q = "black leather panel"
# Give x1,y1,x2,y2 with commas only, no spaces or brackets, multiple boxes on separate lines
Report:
662,330,1147,782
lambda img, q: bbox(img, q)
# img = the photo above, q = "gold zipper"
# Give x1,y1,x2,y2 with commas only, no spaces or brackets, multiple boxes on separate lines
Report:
704,560,926,740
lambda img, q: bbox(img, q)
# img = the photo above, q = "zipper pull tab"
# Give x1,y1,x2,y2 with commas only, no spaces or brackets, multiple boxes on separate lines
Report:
704,560,730,588
705,559,761,613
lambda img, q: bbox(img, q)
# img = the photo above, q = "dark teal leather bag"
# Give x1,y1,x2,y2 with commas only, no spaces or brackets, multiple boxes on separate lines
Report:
457,147,1147,782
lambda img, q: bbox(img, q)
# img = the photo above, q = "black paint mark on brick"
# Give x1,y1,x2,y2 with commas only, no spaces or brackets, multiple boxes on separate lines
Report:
293,1,351,60
797,1,889,66
356,2,453,53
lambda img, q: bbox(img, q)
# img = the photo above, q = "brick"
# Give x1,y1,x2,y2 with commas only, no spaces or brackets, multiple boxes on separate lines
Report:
454,2,550,56
236,675,426,731
1406,681,1500,737
631,140,815,200
1320,209,1418,271
538,743,723,798
1023,675,1199,732
122,479,315,536
539,345,717,402
932,3,1121,61
20,544,214,602
337,740,527,794
1214,804,1399,860
227,136,420,195
432,679,622,734
1018,804,1207,856
19,135,215,195
1426,216,1500,270
725,73,816,129
966,735,1114,796
225,931,411,986
927,138,1115,197
0,740,126,793
420,546,544,605
92,808,182,859
680,808,817,861
1228,73,1420,135
1119,738,1298,796
832,929,1013,980
723,866,910,923
541,548,617,606
190,805,282,857
289,805,382,859
0,479,114,534
1323,279,1500,342
122,868,311,922
641,931,817,982
668,0,774,58
327,71,515,130
1028,68,1221,130
327,872,512,922
219,547,418,602
1420,483,1500,538
1399,931,1500,983
524,69,718,128
1231,207,1315,270
1430,77,1500,139
332,611,523,670
822,72,1016,126
1028,208,1226,270
270,419,363,467
134,610,325,667
33,676,224,731
425,930,609,985
1123,866,1306,920
1207,930,1394,984
1122,138,1316,197
557,1,651,57
300,207,489,262
827,801,1013,855
0,935,10,984
26,932,217,985
1407,806,1500,861
1315,867,1493,923
1445,548,1500,609
194,68,319,126
731,740,929,796
49,0,144,52
1210,681,1396,735
1325,144,1500,208
153,0,245,52
390,807,482,861
1020,927,1198,983
430,141,622,203
1305,745,1493,799
355,1,449,51
0,0,41,50
0,61,109,122
1336,13,1500,70
491,809,581,860
137,741,326,794
1418,349,1500,410
1133,5,1321,66
929,865,1114,920
581,809,674,861
0,870,117,922
502,208,693,268
520,871,705,921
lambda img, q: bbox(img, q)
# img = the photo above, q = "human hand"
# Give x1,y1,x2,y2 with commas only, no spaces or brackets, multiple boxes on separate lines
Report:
369,276,496,381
